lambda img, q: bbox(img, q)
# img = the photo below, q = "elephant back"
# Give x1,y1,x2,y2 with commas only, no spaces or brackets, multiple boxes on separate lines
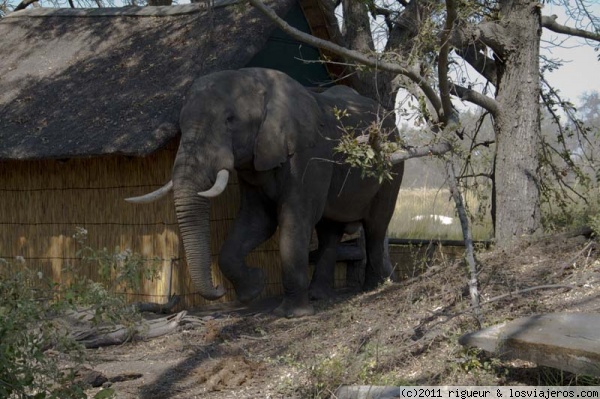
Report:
316,86,398,142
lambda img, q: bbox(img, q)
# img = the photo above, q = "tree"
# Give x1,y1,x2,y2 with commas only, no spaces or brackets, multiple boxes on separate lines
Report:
580,91,600,129
250,0,600,247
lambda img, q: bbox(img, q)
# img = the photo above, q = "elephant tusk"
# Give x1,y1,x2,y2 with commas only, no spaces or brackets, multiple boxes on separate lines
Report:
125,180,173,203
198,169,229,198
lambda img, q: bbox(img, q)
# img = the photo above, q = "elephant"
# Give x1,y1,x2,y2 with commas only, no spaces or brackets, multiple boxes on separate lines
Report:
126,68,403,318
309,221,395,300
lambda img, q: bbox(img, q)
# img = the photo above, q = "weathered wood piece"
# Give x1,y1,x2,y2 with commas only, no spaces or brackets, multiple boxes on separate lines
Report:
335,385,401,399
69,310,195,348
459,312,600,376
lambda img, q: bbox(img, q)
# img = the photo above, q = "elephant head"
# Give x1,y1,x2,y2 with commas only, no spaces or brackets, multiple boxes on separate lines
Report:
126,68,323,301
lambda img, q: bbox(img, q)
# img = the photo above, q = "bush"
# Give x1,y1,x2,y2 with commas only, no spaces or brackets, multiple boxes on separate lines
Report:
0,228,159,398
0,261,87,398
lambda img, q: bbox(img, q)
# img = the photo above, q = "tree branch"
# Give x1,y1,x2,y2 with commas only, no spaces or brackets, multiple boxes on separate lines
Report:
371,6,393,31
388,141,452,164
395,74,439,124
438,0,459,125
446,158,482,326
479,284,574,306
542,14,600,42
248,0,443,119
452,21,510,58
455,47,497,86
15,0,73,8
14,0,36,11
451,84,500,116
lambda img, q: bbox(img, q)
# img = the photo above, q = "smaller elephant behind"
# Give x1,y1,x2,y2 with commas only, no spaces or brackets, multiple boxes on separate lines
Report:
307,86,401,300
309,222,395,300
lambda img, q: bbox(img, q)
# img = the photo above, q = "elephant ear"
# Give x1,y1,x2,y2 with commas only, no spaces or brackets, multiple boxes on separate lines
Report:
253,71,322,171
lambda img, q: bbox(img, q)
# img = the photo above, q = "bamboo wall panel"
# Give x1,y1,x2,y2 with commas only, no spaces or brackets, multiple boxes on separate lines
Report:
0,145,284,309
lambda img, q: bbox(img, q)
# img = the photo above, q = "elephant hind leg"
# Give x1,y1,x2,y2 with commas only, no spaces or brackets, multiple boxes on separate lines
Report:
362,225,393,291
362,171,402,291
362,195,398,290
309,219,346,300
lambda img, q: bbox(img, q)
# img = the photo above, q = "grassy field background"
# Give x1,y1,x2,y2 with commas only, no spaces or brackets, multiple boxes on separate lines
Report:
389,157,494,241
388,188,493,241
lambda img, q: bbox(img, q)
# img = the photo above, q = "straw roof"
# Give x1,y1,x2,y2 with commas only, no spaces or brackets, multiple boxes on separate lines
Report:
0,0,296,160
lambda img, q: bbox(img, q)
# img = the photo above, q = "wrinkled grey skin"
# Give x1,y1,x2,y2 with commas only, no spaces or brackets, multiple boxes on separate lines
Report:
134,68,403,317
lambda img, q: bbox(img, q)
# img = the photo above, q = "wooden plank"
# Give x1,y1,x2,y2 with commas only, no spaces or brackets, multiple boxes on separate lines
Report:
459,313,600,377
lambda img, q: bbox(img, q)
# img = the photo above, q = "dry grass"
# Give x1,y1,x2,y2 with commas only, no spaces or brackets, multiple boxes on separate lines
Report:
84,233,600,398
389,188,493,241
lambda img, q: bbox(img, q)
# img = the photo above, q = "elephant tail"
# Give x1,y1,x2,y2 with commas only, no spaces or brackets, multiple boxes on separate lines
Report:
125,180,173,203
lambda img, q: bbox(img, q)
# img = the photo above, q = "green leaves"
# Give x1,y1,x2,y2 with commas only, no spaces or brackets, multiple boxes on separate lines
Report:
73,227,160,296
334,114,399,183
0,265,86,399
0,229,159,398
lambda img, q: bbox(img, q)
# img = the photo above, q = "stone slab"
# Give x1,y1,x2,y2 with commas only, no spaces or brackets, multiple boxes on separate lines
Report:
335,385,401,399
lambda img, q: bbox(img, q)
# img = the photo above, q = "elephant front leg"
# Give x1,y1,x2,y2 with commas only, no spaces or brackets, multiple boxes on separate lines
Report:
274,206,316,318
219,186,277,304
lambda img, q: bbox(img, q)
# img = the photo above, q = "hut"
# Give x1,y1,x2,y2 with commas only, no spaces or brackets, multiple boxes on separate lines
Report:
0,0,348,308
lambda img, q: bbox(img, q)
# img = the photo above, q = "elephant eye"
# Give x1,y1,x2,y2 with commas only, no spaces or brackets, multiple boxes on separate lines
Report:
226,114,235,123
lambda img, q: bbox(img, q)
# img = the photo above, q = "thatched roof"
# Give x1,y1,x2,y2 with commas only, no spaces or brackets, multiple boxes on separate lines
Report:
0,0,297,160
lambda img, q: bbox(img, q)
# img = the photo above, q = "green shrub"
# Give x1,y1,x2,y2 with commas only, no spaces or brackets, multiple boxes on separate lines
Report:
0,228,158,398
0,261,87,398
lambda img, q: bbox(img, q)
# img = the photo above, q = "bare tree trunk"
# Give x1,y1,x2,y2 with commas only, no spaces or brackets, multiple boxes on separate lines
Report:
341,0,391,107
319,0,396,109
493,0,543,246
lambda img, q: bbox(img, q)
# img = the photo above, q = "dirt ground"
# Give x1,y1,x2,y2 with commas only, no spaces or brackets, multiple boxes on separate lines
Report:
84,232,600,398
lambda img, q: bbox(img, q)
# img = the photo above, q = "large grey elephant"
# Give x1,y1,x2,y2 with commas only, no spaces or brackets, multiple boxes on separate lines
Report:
127,68,403,318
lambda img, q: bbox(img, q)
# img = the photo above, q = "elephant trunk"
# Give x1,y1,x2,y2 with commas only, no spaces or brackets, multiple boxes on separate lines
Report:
173,186,225,300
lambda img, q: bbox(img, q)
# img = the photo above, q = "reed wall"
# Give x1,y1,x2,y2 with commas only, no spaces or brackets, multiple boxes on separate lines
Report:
0,143,283,309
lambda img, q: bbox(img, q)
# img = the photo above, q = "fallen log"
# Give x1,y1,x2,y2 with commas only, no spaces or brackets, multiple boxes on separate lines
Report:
69,310,199,348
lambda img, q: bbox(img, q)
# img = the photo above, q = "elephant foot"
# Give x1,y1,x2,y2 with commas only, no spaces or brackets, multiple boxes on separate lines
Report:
273,297,314,318
362,275,386,291
234,268,265,304
309,282,336,301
